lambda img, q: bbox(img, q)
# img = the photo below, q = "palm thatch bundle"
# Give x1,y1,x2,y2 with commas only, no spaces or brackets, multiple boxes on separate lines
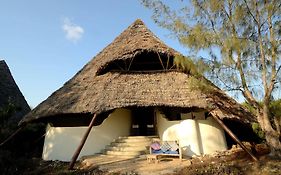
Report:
19,19,255,126
0,60,30,123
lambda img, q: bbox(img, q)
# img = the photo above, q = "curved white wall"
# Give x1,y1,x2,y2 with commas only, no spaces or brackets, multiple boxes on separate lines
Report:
42,109,131,161
156,110,227,157
178,119,202,155
198,117,227,154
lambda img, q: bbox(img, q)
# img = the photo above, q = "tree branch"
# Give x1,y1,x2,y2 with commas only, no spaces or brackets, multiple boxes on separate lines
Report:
266,5,277,102
243,0,259,24
222,0,259,109
253,0,268,103
195,1,222,45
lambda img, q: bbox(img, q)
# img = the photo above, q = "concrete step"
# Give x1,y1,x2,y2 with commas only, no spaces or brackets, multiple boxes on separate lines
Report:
105,145,148,152
115,136,157,143
104,150,145,157
118,136,158,139
102,136,159,157
110,141,150,147
114,139,152,143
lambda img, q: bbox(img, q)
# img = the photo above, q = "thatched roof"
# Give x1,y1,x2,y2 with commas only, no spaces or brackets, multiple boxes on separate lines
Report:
0,60,30,123
19,19,255,126
86,19,179,76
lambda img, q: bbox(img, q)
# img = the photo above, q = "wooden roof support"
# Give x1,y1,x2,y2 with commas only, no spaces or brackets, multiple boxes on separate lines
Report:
212,113,258,161
0,126,24,146
156,52,165,70
68,113,97,170
166,54,170,70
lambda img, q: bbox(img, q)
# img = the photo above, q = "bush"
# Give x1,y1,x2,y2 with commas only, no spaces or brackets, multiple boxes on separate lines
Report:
0,102,46,174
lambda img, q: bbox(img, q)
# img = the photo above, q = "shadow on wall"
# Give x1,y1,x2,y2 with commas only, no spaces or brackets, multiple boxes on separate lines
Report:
42,108,132,161
163,124,179,141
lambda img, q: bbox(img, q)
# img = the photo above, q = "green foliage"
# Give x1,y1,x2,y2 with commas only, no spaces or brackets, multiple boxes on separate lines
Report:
0,101,19,126
173,55,216,93
0,102,45,174
142,1,281,151
269,99,281,118
243,99,281,141
141,0,281,100
243,99,281,119
180,24,217,50
252,122,265,140
242,101,258,116
174,55,198,75
0,122,46,174
0,101,20,147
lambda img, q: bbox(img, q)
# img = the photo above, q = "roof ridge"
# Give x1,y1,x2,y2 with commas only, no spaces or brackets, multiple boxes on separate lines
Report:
131,18,145,26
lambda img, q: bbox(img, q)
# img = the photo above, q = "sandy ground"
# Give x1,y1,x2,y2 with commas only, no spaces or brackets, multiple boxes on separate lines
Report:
21,143,279,175
80,154,191,175
77,143,280,175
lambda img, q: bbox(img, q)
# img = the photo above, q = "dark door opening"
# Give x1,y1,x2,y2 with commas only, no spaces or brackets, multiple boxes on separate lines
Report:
131,108,156,136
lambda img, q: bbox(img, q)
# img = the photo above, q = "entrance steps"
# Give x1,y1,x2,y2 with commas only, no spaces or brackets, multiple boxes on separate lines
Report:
102,136,159,158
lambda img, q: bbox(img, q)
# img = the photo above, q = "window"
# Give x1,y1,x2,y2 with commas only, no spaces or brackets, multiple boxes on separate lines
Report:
97,51,175,75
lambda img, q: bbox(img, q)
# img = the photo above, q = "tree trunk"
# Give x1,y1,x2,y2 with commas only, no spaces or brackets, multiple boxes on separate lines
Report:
274,116,280,134
257,111,281,157
264,128,281,157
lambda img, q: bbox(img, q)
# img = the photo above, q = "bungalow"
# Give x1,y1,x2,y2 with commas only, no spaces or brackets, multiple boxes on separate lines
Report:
19,20,256,164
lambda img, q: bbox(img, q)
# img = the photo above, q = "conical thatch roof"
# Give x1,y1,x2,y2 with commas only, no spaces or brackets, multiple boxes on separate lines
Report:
0,60,30,123
19,20,255,126
86,19,179,76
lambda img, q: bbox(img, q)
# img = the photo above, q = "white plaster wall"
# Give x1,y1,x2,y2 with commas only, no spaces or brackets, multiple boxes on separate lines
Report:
177,119,202,156
198,117,227,154
157,111,180,141
156,110,227,157
42,109,131,161
157,111,201,156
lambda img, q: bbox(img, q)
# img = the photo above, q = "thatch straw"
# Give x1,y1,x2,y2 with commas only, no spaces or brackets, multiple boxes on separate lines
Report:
0,60,30,123
19,20,255,126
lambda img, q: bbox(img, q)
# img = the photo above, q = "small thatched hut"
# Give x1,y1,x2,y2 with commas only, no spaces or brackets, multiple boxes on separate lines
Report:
20,20,256,162
0,60,30,123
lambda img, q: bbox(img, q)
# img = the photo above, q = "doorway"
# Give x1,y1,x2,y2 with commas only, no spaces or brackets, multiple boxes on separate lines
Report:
131,108,156,136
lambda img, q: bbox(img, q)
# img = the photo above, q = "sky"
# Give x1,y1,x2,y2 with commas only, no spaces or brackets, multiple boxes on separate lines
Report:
0,0,188,108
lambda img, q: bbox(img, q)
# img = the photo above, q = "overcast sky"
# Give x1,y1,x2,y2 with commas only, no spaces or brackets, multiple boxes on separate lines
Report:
0,0,189,108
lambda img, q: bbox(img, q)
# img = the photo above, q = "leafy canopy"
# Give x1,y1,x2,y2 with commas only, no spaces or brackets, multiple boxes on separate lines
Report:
141,0,281,103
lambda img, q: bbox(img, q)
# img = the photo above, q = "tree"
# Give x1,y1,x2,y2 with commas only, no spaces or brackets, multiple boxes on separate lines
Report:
269,99,281,135
141,0,281,156
0,101,18,127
